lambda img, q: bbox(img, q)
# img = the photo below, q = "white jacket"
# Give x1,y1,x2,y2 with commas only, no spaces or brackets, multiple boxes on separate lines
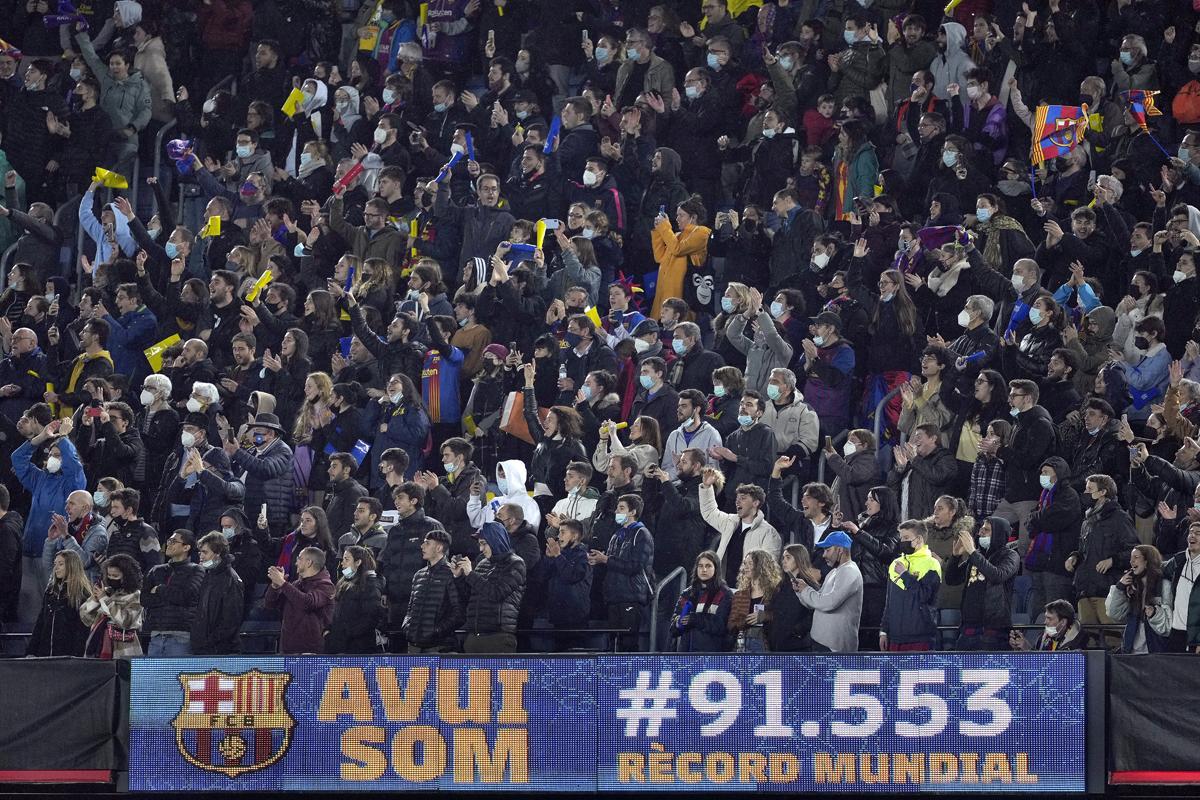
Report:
466,458,541,528
698,484,782,563
661,421,723,479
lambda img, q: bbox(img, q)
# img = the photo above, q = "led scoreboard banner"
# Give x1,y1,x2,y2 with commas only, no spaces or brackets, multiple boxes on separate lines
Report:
129,652,1086,792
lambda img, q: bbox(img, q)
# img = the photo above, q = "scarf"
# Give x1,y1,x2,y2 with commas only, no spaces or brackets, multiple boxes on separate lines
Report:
980,214,1026,270
925,259,969,297
298,155,327,180
834,160,850,221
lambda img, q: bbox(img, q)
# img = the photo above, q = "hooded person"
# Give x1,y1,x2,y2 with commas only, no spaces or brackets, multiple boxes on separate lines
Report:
634,148,691,257
1022,456,1082,616
944,516,1021,650
457,520,526,653
1064,306,1117,395
930,22,976,101
79,192,138,264
287,79,330,172
219,505,266,609
466,459,539,529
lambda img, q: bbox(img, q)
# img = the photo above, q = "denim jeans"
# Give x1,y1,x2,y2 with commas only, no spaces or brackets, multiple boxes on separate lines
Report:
148,632,193,657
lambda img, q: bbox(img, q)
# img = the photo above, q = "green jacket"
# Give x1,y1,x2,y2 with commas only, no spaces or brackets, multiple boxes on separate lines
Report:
833,141,879,214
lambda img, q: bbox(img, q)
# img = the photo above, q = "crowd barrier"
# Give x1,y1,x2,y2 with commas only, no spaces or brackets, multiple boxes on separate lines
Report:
0,651,1128,794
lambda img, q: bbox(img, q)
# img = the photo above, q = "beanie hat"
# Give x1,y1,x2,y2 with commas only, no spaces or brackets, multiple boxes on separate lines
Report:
115,0,143,27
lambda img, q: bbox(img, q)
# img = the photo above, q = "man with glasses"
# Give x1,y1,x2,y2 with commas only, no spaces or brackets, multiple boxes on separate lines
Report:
142,529,203,657
615,29,675,109
980,378,1055,551
329,191,405,263
0,327,47,422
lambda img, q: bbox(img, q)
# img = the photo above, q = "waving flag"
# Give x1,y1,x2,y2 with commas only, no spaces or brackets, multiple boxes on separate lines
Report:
1030,103,1089,167
1122,89,1162,133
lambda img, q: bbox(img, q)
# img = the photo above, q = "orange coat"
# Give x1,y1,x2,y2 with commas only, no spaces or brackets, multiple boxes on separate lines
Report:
650,220,711,317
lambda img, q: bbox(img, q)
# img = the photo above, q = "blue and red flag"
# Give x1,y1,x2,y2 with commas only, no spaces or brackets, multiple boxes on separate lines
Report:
1122,89,1162,132
1031,103,1089,166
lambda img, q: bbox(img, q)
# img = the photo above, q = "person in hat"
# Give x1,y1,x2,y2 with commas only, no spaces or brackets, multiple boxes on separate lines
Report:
224,411,293,538
451,520,526,654
403,528,463,653
798,310,856,441
797,530,864,652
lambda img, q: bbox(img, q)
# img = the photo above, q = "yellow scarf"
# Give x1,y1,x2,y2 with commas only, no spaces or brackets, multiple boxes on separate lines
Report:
63,349,114,416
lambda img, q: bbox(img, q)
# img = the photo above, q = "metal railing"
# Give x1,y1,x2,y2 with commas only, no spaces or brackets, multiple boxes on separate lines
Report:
53,192,82,281
151,118,179,211
648,566,687,653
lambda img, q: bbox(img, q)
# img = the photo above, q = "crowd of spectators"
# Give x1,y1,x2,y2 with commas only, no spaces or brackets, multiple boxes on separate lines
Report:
2,0,1200,658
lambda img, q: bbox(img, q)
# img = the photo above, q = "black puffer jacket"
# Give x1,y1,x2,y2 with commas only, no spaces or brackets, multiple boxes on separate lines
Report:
1071,499,1138,599
105,517,163,578
852,513,899,589
378,511,443,623
461,552,526,634
325,572,386,654
403,559,464,648
141,559,204,634
191,558,245,654
1024,457,1082,576
522,387,586,497
426,464,483,556
998,404,1056,503
944,517,1021,630
642,474,710,578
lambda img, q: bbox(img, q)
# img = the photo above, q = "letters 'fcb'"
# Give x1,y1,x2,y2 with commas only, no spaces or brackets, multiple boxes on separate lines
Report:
172,670,294,778
1030,104,1089,166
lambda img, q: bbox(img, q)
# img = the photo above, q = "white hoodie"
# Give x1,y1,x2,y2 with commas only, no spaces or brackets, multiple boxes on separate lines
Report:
466,458,541,528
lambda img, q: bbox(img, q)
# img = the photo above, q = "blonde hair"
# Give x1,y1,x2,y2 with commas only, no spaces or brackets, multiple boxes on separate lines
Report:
736,549,783,601
53,549,93,609
354,257,395,300
293,371,334,441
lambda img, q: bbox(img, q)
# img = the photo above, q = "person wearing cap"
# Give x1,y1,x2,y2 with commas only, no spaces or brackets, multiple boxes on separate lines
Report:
798,310,855,441
403,528,463,653
151,413,244,544
944,516,1021,650
224,412,293,538
452,521,526,654
797,530,864,652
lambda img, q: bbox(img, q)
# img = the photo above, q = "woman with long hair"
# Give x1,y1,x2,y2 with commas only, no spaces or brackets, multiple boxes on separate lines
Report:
303,289,343,374
353,258,396,318
927,494,976,611
707,365,746,439
946,368,1010,494
325,546,386,654
831,119,879,223
264,327,314,433
651,195,711,317
848,259,925,435
1107,544,1171,654
670,551,732,652
593,415,661,484
769,544,823,651
521,363,587,500
292,371,334,503
372,372,430,480
80,553,143,659
275,506,338,580
714,283,753,371
1001,295,1065,381
822,427,878,520
727,549,784,652
839,485,901,650
27,550,93,656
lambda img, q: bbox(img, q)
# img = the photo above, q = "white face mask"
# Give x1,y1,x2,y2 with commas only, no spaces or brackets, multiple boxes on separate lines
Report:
958,309,973,327
634,338,651,353
812,251,830,269
1044,623,1059,638
373,127,388,145
140,389,155,406
45,456,62,473
1011,274,1025,291
842,441,856,456
186,397,203,413
977,536,991,549
180,431,196,448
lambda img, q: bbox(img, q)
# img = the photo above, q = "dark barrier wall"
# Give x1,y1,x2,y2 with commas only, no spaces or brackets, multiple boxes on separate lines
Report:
129,653,1087,793
0,657,129,783
1109,654,1200,784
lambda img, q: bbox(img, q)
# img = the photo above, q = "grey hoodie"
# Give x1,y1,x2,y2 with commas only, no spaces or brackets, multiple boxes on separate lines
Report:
1066,306,1117,394
930,22,976,101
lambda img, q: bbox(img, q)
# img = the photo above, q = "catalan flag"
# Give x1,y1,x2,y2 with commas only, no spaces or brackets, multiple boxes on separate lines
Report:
1030,104,1089,167
1122,89,1162,133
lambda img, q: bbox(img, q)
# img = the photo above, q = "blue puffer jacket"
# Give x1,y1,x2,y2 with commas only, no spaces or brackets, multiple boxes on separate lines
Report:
104,305,159,383
229,438,295,530
603,522,655,605
12,438,87,557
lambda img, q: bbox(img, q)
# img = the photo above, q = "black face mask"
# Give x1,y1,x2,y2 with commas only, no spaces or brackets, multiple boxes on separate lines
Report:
898,540,915,555
565,305,585,315
419,192,434,209
1128,284,1142,299
742,219,758,233
1134,335,1150,350
1079,93,1094,108
106,579,123,591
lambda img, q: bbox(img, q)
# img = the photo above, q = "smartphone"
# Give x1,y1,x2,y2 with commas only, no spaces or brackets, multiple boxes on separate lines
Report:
543,218,560,230
582,28,589,41
87,407,102,418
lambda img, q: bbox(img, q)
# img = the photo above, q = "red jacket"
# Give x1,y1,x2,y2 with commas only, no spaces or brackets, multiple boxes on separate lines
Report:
199,0,253,51
265,569,335,653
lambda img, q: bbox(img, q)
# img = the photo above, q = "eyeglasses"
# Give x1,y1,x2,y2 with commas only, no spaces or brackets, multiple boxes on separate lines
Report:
1008,392,1027,399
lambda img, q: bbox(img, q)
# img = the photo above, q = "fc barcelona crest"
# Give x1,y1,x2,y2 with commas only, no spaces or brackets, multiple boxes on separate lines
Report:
172,670,295,778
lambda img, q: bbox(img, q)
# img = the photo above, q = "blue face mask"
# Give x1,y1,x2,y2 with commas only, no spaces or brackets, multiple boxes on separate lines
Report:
770,301,785,319
778,56,794,71
1039,475,1054,490
672,339,686,355
497,477,508,495
880,292,894,302
766,384,781,400
300,152,312,166
721,297,735,313
1010,407,1020,418
164,241,179,258
626,47,640,61
685,85,700,100
1119,51,1133,66
382,88,396,105
844,29,857,45
762,127,777,139
294,243,307,257
713,385,726,397
1181,146,1191,162
342,567,355,579
737,413,754,427
812,335,825,347
639,374,654,389
236,145,252,158
595,46,610,61
1029,307,1044,325
253,433,266,446
614,512,629,525
942,150,958,167
434,102,447,113
706,53,721,70
578,384,593,401
975,207,993,223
